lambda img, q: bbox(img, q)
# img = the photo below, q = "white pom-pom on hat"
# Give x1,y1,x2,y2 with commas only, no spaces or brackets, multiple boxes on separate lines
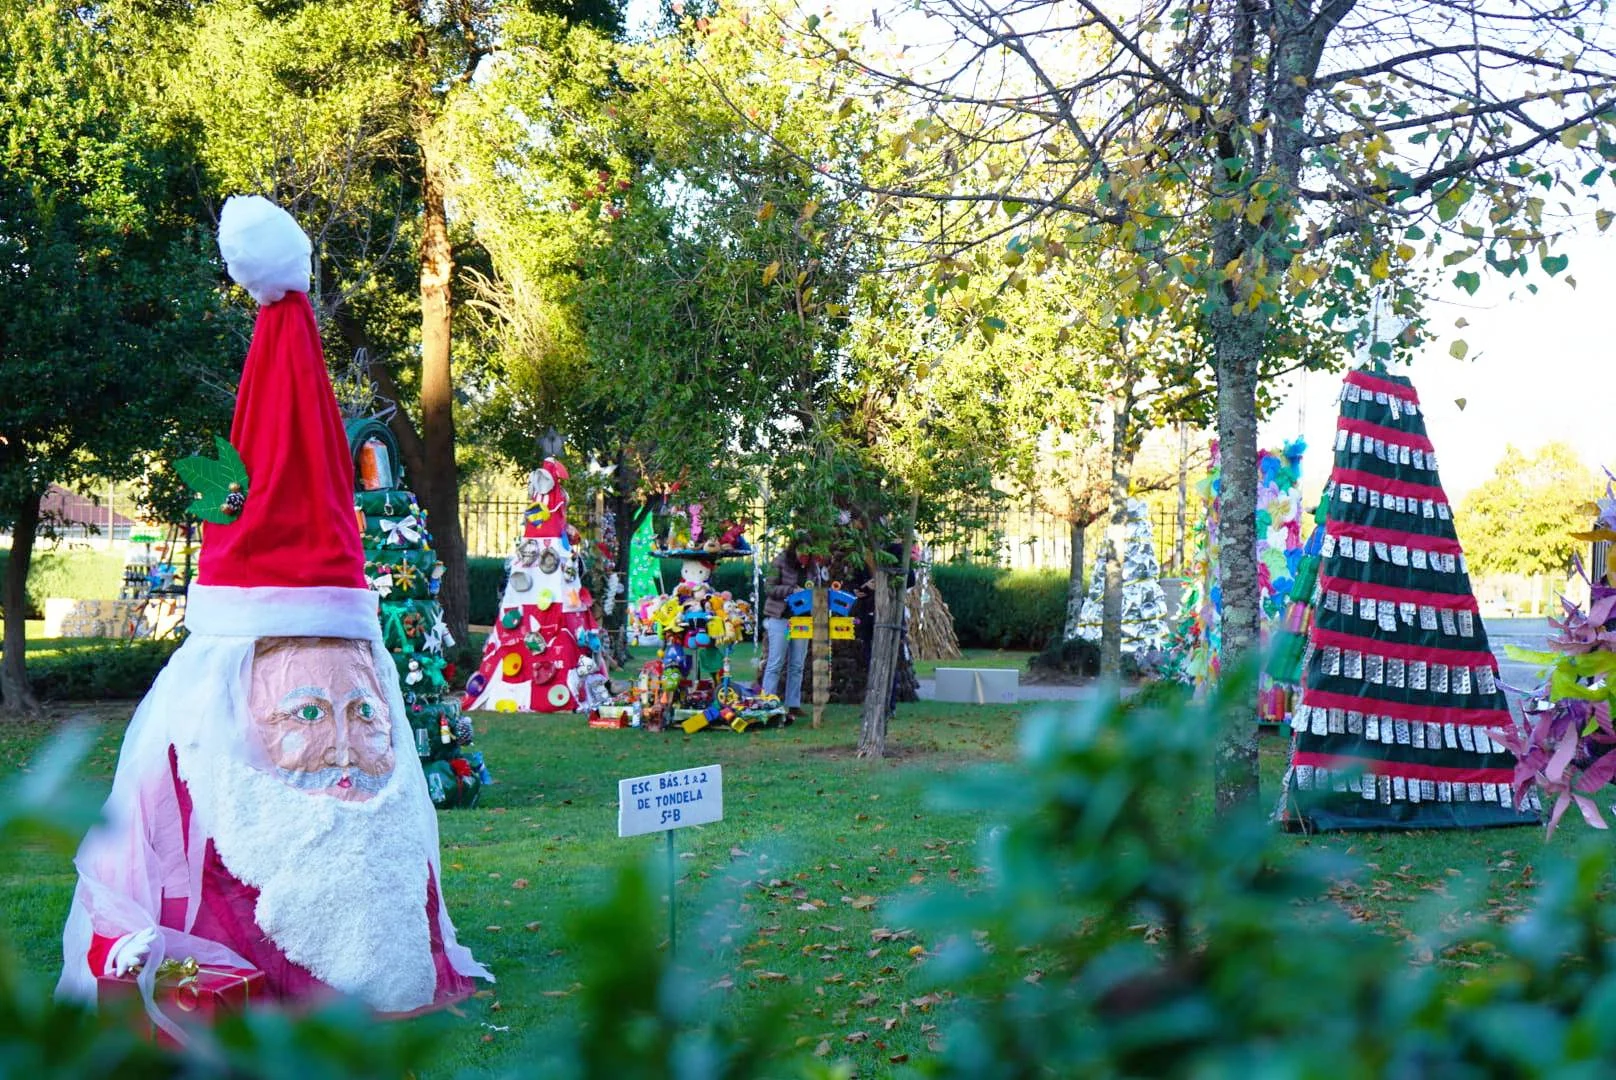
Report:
218,195,312,306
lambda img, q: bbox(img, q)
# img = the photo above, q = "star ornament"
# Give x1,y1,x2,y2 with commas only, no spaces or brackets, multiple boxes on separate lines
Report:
423,612,455,654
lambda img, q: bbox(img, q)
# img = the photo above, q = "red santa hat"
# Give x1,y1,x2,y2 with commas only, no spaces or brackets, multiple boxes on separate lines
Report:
185,196,378,640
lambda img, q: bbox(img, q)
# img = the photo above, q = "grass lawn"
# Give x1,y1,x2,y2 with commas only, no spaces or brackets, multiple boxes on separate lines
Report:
0,698,1595,1077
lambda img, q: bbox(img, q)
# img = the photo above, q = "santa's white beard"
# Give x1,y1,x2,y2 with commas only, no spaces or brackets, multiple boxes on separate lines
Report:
200,756,438,1013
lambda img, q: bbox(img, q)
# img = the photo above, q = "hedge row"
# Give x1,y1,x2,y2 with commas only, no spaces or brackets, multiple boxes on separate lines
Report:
930,564,1069,650
28,639,181,700
471,555,1067,649
0,549,127,619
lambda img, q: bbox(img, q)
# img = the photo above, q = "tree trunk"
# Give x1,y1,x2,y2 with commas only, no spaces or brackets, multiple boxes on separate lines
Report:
415,135,468,643
1,489,42,714
1063,518,1086,641
602,491,642,667
1099,396,1134,680
1209,282,1266,818
858,492,919,759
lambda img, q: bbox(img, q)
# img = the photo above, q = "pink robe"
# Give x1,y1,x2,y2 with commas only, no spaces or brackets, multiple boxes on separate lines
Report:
87,747,472,1010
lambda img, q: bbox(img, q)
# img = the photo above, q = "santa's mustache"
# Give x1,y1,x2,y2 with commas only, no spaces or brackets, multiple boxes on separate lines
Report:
274,765,392,794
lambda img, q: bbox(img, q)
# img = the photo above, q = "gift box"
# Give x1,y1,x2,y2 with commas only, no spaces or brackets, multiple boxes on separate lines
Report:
99,958,262,1047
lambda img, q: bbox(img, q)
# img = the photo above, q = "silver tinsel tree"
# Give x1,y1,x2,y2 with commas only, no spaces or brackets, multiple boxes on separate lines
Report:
1072,497,1169,653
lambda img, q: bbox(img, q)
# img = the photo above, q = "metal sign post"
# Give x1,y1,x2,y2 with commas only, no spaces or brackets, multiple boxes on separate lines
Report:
618,764,724,956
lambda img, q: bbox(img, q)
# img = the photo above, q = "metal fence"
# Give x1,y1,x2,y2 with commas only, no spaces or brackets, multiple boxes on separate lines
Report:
460,497,1186,575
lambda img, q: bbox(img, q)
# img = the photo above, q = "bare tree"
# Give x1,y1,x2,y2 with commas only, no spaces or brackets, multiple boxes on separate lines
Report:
759,0,1616,814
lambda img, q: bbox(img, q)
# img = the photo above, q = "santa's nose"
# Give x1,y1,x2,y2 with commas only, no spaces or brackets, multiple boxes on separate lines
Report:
322,744,352,767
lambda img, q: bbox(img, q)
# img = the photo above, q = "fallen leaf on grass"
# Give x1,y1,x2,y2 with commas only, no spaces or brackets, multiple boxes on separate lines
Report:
485,925,503,933
845,1031,869,1044
525,921,542,932
850,895,878,911
756,971,790,982
513,878,529,889
890,1053,910,1064
814,1040,831,1057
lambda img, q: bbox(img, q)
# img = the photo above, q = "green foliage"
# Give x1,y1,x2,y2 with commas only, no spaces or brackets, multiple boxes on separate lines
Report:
28,640,180,701
1029,634,1101,677
466,556,506,626
883,672,1616,1076
0,549,126,618
171,437,250,525
933,565,1067,650
1458,442,1597,577
0,0,239,523
1127,677,1192,711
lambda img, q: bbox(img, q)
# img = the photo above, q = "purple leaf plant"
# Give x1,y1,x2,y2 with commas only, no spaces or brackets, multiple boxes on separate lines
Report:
1495,472,1616,836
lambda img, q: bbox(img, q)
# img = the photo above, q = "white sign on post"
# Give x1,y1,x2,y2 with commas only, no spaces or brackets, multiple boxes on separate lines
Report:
617,764,724,838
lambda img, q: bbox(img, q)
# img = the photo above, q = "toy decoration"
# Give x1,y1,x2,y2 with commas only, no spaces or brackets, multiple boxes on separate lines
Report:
1275,368,1537,831
462,458,605,716
605,511,784,732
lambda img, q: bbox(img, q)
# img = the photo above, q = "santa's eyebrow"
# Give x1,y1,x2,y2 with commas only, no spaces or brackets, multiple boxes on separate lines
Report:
276,687,328,709
341,688,379,704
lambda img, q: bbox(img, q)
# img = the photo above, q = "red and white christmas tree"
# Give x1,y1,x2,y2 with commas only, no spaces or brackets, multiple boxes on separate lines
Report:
462,459,607,713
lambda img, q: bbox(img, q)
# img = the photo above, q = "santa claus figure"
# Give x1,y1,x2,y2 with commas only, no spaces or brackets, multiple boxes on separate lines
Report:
56,196,489,1037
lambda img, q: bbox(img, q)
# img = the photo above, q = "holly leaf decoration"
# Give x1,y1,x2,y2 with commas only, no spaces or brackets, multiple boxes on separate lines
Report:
173,437,250,525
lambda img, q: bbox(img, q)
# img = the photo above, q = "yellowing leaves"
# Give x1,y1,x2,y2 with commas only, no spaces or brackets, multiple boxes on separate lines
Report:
762,260,781,286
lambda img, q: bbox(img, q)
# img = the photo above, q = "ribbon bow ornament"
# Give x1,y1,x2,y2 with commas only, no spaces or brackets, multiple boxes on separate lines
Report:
367,570,395,597
381,515,423,546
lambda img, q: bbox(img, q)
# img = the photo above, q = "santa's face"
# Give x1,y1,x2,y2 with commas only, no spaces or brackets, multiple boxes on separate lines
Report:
249,638,395,802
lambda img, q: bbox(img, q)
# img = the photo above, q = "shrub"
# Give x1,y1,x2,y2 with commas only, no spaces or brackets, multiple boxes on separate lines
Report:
467,556,506,625
1029,634,1101,677
933,563,1068,649
0,548,126,619
28,639,181,701
1127,676,1192,710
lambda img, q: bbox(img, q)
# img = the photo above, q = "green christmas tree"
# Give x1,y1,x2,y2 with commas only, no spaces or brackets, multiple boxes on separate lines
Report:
347,418,485,809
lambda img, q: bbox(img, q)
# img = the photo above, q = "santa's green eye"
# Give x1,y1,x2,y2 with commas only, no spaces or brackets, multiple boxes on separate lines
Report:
297,704,325,722
359,702,374,720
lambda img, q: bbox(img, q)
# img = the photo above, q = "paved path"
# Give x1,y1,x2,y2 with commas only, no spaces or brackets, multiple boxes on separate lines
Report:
913,617,1557,711
1486,617,1552,722
914,675,1094,703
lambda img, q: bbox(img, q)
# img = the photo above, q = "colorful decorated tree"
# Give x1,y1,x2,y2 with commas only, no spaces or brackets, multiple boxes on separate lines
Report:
1072,497,1169,655
1172,439,1306,724
348,418,485,809
462,459,606,715
1277,369,1537,831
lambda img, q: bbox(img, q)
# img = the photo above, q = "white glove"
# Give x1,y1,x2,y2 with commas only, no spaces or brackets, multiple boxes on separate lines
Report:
104,927,158,977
